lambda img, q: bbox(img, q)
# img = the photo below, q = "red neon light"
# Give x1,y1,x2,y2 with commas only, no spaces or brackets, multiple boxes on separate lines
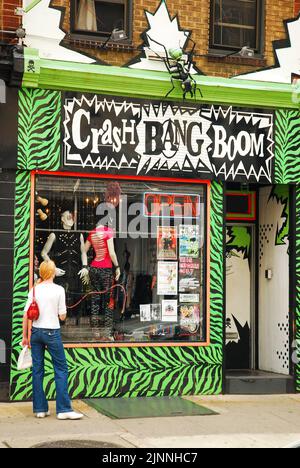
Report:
144,193,200,218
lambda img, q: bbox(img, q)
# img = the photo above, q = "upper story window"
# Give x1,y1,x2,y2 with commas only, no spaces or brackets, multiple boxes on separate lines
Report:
210,0,263,53
71,0,131,39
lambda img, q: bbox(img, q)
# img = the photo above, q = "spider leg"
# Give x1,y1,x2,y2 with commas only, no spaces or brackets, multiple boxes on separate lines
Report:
162,58,173,74
147,35,174,71
188,74,203,99
165,78,176,99
185,41,196,73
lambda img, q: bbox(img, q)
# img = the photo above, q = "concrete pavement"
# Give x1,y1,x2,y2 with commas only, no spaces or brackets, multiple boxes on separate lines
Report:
1,395,300,448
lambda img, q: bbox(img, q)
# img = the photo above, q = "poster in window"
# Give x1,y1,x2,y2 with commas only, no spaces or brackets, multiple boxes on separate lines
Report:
140,304,162,322
151,304,162,321
179,258,200,292
162,300,178,323
179,225,201,258
157,261,178,296
140,304,151,322
157,226,178,260
179,304,200,328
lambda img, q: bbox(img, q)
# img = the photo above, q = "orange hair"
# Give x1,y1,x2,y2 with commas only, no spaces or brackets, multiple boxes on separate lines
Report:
37,260,56,284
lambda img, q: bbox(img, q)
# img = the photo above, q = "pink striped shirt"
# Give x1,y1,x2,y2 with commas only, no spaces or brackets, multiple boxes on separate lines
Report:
88,226,115,268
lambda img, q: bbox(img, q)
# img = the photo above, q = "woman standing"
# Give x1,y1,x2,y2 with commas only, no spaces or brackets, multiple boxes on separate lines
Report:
22,260,83,420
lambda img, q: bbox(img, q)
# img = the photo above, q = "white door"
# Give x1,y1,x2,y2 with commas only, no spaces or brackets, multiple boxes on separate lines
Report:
259,186,290,375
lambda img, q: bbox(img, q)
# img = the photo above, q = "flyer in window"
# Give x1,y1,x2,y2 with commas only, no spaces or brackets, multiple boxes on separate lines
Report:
151,304,162,321
140,304,151,322
179,304,200,327
179,225,201,258
162,300,178,323
157,226,178,260
179,293,200,303
140,304,162,322
179,258,200,292
157,261,178,296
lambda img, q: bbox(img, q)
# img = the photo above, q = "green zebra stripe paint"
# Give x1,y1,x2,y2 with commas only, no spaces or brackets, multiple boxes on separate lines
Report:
9,88,225,400
18,88,61,171
275,110,300,184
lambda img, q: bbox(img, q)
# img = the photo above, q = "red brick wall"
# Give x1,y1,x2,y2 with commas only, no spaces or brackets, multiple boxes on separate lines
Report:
51,0,296,78
0,0,21,41
0,0,297,78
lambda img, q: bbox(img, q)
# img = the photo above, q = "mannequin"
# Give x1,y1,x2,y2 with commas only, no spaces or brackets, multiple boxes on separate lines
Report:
41,209,86,322
79,223,120,340
79,182,121,340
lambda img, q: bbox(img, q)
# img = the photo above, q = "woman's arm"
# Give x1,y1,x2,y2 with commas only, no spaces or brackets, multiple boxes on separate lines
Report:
22,313,29,347
107,238,121,281
58,288,67,322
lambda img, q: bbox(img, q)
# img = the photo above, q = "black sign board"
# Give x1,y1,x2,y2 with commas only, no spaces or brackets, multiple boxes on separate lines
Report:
62,93,275,183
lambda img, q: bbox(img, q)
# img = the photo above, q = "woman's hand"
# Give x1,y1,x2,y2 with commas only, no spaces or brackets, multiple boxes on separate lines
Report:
22,337,29,347
115,267,121,282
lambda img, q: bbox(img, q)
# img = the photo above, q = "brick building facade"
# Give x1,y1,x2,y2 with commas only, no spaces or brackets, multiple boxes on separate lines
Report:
0,0,299,78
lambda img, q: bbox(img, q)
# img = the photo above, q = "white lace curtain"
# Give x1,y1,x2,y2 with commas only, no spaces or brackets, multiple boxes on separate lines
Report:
76,0,97,32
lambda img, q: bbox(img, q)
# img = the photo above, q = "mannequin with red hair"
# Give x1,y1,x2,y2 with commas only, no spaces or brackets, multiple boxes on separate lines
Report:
79,182,121,341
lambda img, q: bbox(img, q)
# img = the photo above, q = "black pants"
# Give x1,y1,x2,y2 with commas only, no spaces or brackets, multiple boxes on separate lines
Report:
89,267,114,336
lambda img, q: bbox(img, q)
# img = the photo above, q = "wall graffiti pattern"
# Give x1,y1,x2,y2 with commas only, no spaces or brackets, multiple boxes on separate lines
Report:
275,109,300,184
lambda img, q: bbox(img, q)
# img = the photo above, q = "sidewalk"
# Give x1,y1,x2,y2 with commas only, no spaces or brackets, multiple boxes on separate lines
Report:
1,395,300,448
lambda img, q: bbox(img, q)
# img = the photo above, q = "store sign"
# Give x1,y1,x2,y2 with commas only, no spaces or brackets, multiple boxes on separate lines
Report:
144,193,200,218
63,94,274,183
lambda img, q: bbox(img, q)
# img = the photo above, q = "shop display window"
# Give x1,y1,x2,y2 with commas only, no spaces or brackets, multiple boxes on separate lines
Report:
33,175,208,345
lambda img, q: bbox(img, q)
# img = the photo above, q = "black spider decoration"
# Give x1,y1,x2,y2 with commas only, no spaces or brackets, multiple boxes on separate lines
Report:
148,36,203,100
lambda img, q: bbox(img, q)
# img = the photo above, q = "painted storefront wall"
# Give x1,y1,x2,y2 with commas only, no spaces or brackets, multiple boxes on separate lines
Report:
10,88,225,400
5,85,300,400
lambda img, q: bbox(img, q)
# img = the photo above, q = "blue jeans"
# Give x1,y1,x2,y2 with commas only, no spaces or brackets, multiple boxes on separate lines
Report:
30,328,72,414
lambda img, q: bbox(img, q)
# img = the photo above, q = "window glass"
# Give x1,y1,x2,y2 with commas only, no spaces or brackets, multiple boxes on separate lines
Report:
211,0,261,51
34,176,207,345
73,0,128,36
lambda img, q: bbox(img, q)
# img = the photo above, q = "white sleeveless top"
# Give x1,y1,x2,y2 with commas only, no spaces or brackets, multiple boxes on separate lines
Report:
24,283,67,329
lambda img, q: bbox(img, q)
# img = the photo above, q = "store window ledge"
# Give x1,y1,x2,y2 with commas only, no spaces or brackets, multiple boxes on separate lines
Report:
64,34,134,53
207,51,267,68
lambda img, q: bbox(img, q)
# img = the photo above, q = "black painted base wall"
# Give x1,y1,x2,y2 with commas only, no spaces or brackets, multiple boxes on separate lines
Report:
0,169,15,400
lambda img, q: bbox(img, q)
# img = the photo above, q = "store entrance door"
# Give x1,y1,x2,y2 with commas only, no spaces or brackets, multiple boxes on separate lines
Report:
225,225,255,370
